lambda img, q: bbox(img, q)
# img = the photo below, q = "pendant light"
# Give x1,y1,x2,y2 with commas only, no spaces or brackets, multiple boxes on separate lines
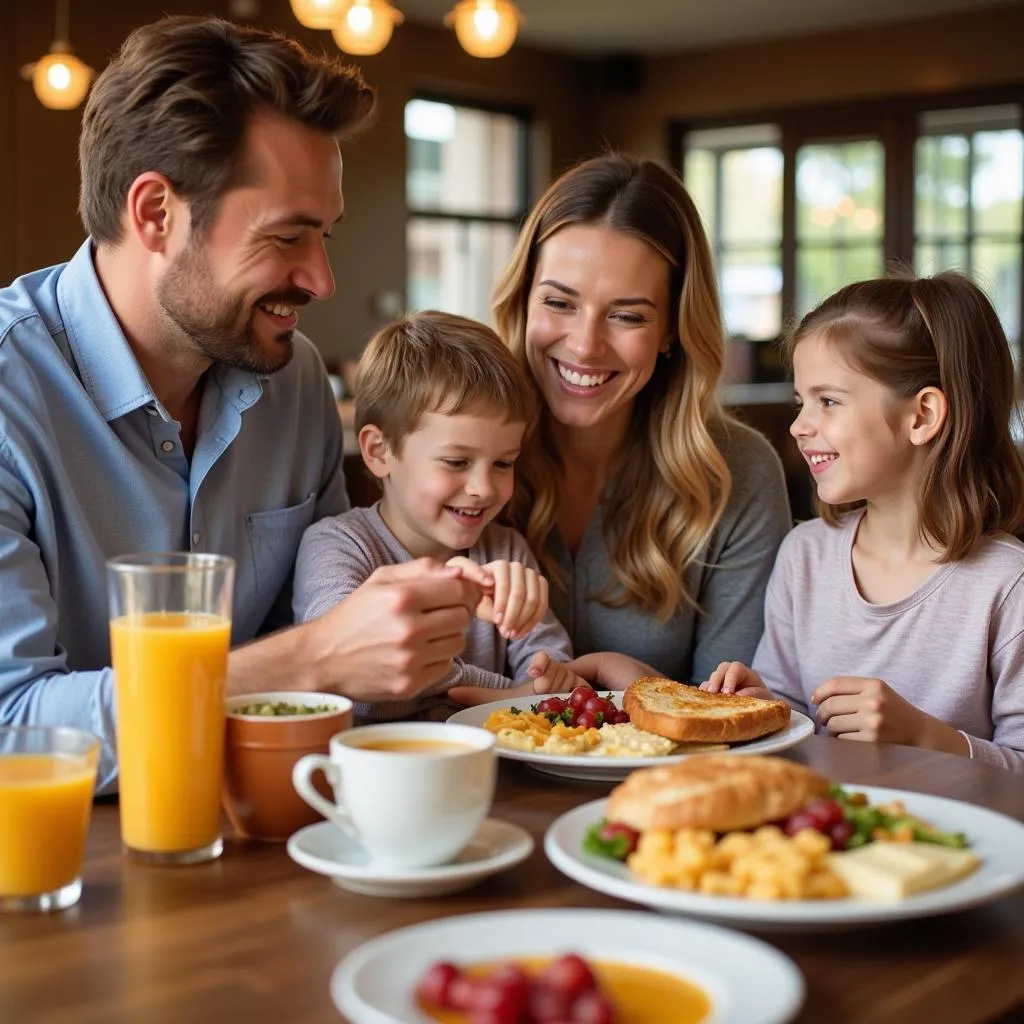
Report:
332,0,404,56
445,0,522,58
289,0,351,30
21,0,93,111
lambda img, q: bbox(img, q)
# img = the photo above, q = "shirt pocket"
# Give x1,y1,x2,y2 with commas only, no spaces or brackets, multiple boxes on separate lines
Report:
246,492,317,607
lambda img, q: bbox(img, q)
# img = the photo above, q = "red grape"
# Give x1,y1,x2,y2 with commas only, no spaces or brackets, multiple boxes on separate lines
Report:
575,711,598,730
828,820,855,850
804,798,845,830
531,985,573,1022
569,685,594,711
571,991,617,1024
470,977,528,1024
415,961,460,1008
536,697,567,715
782,810,820,837
539,953,598,1003
583,696,610,716
448,976,481,1011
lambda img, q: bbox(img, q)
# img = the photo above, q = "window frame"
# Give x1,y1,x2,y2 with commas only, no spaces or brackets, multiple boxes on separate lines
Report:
669,84,1024,354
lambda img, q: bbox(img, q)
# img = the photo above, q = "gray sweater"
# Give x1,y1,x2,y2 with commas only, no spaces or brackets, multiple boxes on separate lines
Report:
754,511,1024,774
546,419,791,684
292,503,574,721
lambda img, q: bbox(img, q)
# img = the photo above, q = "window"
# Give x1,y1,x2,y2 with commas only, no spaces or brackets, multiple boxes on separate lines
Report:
676,92,1024,386
405,98,530,325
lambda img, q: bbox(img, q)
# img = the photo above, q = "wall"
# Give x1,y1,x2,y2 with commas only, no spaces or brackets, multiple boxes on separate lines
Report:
1,0,598,360
595,4,1024,156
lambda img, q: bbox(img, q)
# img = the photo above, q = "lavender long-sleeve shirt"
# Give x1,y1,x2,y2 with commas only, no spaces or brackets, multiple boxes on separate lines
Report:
753,511,1024,774
292,502,574,721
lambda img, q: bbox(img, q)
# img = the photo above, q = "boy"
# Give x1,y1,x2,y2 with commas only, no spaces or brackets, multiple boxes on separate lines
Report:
293,311,583,721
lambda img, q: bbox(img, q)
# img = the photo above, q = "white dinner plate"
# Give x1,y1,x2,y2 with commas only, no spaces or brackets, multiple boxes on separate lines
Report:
287,818,533,898
447,692,814,781
544,786,1024,932
331,907,804,1023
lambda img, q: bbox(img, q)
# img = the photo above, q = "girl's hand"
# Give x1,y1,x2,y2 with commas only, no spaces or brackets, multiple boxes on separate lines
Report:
526,651,588,695
700,661,776,700
445,557,548,640
811,676,967,754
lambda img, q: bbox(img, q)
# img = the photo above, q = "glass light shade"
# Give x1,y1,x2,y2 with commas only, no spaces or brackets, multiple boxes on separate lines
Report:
30,50,93,110
445,0,521,58
331,0,403,56
289,0,351,30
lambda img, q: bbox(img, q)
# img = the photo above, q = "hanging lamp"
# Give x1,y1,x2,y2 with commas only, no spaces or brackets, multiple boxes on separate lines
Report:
289,0,351,31
21,0,93,111
332,0,404,56
445,0,522,58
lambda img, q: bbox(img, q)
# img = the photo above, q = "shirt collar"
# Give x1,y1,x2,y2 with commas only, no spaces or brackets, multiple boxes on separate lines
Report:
56,239,265,422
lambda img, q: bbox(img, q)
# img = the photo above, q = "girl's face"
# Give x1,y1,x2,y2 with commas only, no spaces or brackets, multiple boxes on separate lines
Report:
524,224,674,439
790,331,922,508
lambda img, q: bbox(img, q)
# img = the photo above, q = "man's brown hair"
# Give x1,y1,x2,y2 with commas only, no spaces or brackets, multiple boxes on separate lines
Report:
355,311,538,454
79,15,377,244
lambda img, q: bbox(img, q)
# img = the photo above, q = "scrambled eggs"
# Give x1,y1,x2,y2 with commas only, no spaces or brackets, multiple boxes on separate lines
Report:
483,709,678,758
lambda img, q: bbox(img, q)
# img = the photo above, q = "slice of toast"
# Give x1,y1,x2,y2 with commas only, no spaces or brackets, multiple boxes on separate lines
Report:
607,754,829,832
622,676,791,743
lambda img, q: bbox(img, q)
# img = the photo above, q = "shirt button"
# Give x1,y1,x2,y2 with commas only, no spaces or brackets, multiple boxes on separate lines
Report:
160,440,175,453
192,532,201,545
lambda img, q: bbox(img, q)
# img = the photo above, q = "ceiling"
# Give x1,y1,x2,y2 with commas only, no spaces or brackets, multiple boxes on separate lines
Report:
395,0,1014,55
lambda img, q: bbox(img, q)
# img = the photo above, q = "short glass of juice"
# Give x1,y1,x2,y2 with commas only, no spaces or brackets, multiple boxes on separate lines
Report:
0,726,100,911
108,553,234,865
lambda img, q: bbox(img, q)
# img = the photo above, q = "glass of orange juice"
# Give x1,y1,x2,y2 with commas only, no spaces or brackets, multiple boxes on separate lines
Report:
0,726,100,911
108,553,234,865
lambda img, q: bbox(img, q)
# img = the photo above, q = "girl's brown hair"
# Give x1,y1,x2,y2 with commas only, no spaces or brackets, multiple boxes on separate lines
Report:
788,271,1024,559
493,153,734,620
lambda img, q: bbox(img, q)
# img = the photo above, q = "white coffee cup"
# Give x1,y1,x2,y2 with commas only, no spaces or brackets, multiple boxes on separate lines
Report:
292,722,496,869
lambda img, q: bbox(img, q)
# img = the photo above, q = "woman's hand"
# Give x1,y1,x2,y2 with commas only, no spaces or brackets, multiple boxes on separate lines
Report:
811,676,969,754
564,651,658,691
445,556,548,640
700,661,776,700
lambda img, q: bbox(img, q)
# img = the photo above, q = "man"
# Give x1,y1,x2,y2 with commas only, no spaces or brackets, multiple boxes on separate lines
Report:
0,16,479,791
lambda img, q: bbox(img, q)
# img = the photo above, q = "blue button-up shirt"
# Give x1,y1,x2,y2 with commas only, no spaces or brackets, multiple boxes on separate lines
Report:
0,241,349,790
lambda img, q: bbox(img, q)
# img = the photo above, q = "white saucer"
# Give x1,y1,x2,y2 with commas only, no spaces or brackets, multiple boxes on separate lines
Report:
286,818,534,898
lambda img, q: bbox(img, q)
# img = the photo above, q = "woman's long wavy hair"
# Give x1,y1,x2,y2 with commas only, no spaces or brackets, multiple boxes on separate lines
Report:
787,272,1024,559
493,153,734,620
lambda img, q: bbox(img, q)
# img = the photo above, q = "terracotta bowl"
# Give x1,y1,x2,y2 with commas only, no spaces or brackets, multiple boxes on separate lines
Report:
223,691,353,842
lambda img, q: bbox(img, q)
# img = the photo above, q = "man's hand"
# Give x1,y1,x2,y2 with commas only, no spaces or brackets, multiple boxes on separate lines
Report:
445,556,549,640
305,559,479,702
811,676,969,754
700,661,776,700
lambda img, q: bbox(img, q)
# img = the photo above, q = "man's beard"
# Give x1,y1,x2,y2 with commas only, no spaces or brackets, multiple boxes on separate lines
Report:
157,242,305,376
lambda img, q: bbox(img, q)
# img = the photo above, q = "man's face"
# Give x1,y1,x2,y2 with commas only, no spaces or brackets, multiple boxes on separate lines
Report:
157,112,344,375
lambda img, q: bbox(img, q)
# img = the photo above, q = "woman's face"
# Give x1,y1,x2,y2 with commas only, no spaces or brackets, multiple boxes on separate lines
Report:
524,224,674,436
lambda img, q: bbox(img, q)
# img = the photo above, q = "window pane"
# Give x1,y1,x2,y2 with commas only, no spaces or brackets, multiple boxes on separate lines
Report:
683,149,716,240
405,99,523,217
973,240,1022,342
973,130,1023,235
797,141,885,243
721,148,783,245
915,135,969,240
916,242,969,276
797,245,884,315
406,218,517,326
720,248,782,339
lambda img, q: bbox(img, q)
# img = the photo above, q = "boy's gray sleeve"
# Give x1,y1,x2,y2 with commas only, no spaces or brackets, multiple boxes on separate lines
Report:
504,531,574,681
292,518,375,623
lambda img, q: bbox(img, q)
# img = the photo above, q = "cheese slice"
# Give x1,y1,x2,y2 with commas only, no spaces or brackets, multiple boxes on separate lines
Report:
829,842,980,901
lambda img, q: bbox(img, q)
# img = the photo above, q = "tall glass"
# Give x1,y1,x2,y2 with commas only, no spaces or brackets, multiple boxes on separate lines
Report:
108,553,234,865
0,726,100,911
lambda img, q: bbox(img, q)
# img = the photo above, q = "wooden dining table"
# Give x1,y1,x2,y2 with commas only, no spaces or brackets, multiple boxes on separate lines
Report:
2,735,1023,1024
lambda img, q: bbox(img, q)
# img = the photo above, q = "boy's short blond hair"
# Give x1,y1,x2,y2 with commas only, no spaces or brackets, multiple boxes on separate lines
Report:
354,310,538,452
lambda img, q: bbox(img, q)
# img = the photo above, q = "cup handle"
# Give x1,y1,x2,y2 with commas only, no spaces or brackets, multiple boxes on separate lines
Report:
292,754,358,838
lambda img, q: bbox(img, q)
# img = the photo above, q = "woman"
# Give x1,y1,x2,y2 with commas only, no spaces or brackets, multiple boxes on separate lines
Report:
450,153,791,700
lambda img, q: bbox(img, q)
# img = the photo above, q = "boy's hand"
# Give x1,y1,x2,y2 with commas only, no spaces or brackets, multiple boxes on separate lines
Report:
525,651,588,695
700,661,775,700
445,556,548,640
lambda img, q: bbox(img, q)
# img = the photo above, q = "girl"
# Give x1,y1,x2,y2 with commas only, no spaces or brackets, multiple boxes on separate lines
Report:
703,272,1024,773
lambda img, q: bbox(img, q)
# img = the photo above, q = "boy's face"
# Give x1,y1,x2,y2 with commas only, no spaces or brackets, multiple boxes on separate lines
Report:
375,407,525,559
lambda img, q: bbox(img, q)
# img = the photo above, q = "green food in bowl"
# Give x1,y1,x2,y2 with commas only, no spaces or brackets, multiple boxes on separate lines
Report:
231,701,338,717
